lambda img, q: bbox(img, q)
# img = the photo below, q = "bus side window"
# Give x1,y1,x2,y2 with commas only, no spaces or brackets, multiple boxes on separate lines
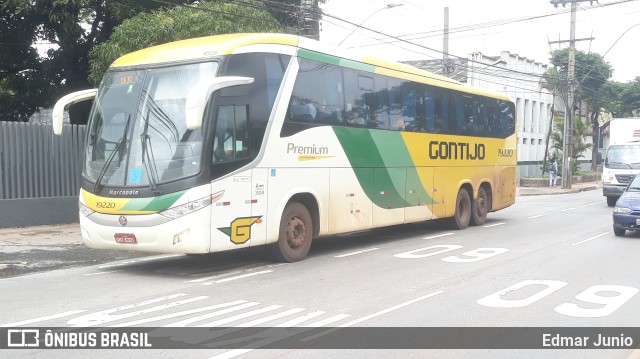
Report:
423,87,436,133
213,105,249,162
344,70,372,127
287,59,343,126
499,101,516,137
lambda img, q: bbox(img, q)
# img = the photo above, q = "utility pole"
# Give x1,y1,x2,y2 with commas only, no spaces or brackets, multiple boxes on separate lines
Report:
442,7,454,74
299,0,319,40
549,0,596,189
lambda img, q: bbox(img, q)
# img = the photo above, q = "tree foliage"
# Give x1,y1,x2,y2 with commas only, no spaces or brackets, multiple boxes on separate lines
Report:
88,1,282,85
546,49,612,171
550,116,593,173
600,77,640,117
0,0,321,122
0,0,174,122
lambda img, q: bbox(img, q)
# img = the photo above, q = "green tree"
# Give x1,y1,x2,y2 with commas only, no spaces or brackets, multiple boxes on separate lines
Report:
550,116,593,173
549,49,612,171
0,0,325,123
601,77,640,117
88,1,282,86
0,0,176,122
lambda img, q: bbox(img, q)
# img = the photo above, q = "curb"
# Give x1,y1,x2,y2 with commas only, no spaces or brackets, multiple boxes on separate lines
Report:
517,185,598,197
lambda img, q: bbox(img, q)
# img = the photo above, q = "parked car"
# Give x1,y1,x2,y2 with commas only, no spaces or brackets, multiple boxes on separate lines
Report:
612,174,640,236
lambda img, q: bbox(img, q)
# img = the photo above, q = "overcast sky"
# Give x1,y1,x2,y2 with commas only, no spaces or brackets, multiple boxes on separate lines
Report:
319,0,640,82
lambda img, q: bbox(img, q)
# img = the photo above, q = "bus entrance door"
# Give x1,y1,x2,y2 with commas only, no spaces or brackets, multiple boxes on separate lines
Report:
211,171,254,251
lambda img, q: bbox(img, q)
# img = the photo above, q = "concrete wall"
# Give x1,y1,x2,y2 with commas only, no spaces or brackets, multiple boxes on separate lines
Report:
0,197,78,228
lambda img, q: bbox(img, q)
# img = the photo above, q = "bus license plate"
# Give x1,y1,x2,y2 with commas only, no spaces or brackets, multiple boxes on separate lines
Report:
115,233,137,244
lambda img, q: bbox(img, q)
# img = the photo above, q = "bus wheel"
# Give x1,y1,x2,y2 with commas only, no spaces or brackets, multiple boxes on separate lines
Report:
471,187,488,226
449,188,471,230
273,202,313,262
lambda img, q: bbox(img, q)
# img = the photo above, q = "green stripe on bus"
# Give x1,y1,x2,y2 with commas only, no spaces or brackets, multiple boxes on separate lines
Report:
120,190,186,212
297,49,374,72
333,127,436,208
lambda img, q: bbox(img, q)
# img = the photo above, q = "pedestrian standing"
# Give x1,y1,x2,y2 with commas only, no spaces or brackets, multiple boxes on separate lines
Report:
549,156,559,187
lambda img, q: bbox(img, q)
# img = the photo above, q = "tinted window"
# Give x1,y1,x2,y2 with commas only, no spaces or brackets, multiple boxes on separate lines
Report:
288,59,344,125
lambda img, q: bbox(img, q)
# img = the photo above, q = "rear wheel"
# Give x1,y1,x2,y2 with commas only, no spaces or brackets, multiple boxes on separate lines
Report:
613,226,626,237
272,202,313,262
607,196,617,207
449,188,471,230
471,187,489,226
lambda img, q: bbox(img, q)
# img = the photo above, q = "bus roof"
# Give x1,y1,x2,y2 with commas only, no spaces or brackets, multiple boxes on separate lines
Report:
111,33,511,101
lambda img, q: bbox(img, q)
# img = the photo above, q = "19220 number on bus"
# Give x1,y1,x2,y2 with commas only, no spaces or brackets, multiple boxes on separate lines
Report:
96,201,116,209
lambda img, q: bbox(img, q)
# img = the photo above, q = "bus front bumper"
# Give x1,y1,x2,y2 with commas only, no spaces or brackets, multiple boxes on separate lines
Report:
79,209,211,254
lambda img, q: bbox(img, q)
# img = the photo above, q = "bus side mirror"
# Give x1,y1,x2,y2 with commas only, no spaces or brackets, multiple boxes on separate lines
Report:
185,76,254,130
52,89,98,135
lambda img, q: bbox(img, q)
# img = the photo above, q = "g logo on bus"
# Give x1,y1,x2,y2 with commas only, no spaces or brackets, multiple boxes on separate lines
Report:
218,216,262,244
118,215,128,226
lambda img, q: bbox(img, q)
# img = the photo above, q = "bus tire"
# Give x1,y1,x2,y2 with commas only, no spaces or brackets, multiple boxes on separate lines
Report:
449,188,471,230
607,196,617,207
471,187,488,226
272,202,313,262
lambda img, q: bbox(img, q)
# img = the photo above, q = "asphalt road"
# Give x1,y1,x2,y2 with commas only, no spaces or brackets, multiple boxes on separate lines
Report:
2,189,640,359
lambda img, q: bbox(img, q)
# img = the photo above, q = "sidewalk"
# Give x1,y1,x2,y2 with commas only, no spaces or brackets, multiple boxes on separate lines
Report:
0,223,82,246
517,180,602,196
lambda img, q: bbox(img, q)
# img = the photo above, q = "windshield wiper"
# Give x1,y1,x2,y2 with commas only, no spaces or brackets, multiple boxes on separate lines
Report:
94,115,131,192
141,108,160,193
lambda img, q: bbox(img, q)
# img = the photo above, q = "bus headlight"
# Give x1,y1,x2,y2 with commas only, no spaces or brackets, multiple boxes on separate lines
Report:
79,202,95,217
159,191,223,219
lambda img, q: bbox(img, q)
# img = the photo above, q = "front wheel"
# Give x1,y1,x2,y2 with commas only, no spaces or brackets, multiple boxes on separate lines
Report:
613,226,626,237
471,187,489,226
272,202,313,262
449,188,471,230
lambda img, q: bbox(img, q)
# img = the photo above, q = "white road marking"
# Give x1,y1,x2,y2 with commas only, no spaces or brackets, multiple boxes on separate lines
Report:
137,254,182,261
196,305,283,327
586,203,600,206
334,247,380,258
572,232,609,246
69,294,207,327
236,308,306,327
202,270,272,285
275,311,328,327
115,300,249,327
528,214,544,219
561,207,575,212
83,270,121,276
301,291,444,342
165,302,260,327
186,270,244,283
98,260,137,269
207,313,349,359
482,223,505,228
1,310,87,327
422,233,455,240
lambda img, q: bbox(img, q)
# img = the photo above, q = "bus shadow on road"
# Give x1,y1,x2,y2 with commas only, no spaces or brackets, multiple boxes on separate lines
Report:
88,218,507,279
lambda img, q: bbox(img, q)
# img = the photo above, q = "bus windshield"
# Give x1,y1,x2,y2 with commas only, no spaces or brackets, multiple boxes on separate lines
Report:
84,62,219,188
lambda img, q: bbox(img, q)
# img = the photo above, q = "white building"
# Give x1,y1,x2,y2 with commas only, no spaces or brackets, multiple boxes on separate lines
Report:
467,51,555,179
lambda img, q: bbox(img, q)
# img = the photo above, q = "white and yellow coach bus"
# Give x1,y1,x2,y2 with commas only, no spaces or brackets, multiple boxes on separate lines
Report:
53,33,516,262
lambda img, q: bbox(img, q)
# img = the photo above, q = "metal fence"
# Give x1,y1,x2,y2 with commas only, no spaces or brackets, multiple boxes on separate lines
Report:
0,122,86,200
